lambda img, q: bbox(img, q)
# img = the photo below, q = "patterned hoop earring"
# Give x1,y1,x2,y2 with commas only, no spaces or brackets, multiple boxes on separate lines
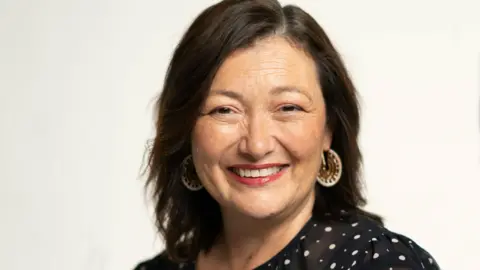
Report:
180,155,203,191
316,149,342,187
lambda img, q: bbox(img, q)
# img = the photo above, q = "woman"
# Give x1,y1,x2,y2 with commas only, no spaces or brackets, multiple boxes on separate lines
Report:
135,0,440,269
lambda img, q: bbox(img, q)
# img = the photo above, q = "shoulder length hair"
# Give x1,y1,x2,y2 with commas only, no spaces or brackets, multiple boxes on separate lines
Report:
144,0,382,262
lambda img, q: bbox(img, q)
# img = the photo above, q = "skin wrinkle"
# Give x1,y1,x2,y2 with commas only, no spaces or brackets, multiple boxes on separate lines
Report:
192,37,331,270
136,3,417,269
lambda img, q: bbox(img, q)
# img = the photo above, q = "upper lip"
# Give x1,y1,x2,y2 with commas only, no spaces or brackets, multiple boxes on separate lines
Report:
230,163,288,169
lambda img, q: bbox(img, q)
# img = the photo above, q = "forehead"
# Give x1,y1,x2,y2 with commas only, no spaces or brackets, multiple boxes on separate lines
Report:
210,36,320,91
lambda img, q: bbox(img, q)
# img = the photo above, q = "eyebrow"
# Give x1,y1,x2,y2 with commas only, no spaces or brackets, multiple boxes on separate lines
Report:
270,86,313,102
210,89,245,102
210,86,313,102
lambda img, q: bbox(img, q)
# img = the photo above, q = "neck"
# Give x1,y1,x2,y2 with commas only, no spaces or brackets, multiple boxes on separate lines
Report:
215,191,315,270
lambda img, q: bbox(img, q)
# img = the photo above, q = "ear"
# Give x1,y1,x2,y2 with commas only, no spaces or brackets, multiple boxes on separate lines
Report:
322,127,333,151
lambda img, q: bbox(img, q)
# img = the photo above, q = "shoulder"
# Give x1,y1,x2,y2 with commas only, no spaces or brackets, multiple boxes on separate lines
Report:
133,252,182,270
332,215,441,269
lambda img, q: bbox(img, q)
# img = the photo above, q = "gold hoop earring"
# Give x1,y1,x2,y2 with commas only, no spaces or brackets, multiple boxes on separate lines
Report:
316,149,342,187
180,155,203,191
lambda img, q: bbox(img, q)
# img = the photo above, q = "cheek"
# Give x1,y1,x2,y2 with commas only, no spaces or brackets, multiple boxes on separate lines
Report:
191,119,240,160
278,116,326,157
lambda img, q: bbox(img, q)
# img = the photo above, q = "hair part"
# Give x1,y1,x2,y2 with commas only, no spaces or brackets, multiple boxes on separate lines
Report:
144,0,382,262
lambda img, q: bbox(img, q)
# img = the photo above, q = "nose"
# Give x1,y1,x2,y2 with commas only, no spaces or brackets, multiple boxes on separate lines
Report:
238,115,275,160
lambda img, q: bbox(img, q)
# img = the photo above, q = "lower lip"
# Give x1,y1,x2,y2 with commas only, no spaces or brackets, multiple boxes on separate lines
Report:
228,167,287,186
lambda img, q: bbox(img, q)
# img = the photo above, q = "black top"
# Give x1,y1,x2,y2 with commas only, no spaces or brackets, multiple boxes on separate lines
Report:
134,212,440,269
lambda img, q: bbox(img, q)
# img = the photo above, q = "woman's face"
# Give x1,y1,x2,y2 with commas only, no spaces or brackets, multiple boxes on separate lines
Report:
191,36,331,219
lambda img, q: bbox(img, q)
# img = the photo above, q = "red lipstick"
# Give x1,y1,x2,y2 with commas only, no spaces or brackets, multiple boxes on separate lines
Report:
228,163,288,187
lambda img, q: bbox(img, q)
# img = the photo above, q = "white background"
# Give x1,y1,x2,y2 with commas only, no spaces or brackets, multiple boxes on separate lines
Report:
1,0,479,269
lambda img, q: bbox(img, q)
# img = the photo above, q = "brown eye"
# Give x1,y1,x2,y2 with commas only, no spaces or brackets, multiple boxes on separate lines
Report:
207,105,242,123
210,106,234,115
280,105,303,112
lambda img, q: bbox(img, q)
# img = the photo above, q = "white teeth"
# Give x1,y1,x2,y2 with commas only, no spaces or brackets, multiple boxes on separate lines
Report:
233,166,284,177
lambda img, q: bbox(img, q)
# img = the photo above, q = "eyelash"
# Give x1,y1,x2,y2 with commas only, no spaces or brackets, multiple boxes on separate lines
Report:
209,106,235,115
209,104,304,115
279,104,304,112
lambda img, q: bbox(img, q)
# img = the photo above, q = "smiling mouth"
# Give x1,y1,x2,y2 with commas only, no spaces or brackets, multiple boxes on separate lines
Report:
228,165,289,178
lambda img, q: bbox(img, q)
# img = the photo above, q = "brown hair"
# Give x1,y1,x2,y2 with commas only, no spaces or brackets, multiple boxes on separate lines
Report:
144,0,382,262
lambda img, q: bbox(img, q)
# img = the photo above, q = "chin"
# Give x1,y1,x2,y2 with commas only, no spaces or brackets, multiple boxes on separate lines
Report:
232,197,289,220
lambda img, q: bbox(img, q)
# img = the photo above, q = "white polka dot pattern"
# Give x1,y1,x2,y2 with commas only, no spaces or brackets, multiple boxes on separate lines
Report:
134,211,440,270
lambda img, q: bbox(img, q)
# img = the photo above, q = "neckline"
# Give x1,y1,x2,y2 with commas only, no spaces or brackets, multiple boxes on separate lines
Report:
254,216,314,269
187,217,315,270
